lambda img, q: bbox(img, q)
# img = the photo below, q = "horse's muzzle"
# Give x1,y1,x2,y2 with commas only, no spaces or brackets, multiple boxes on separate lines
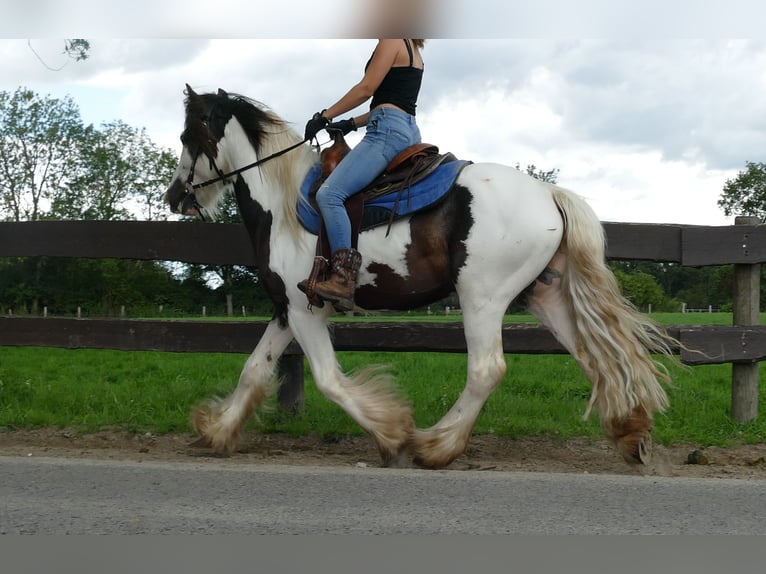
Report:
165,178,201,217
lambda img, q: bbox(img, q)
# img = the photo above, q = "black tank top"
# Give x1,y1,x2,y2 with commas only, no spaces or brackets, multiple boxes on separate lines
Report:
365,39,423,116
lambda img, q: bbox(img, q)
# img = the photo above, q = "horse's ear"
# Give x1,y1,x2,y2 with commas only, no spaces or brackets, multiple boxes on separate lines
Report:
217,88,228,97
185,83,197,97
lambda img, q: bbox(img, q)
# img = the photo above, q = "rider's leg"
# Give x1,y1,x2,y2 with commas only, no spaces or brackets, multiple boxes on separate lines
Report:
309,107,421,310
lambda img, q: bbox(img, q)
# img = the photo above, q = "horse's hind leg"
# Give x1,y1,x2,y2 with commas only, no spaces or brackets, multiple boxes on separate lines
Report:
525,253,654,464
524,255,581,361
411,301,508,469
191,319,294,454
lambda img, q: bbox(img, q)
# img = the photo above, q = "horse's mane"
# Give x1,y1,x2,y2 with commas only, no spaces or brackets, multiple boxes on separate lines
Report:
184,89,315,241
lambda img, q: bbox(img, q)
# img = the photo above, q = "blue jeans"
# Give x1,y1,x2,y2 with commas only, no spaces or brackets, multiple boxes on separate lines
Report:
316,106,421,254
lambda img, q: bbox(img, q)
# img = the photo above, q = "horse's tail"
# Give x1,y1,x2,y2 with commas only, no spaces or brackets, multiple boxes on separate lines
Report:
550,186,676,456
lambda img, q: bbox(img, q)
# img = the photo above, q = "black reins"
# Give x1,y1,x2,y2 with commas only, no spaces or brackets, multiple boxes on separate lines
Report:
189,138,308,191
180,136,313,221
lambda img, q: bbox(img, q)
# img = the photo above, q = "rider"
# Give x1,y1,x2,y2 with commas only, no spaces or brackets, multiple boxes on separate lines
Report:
300,39,425,311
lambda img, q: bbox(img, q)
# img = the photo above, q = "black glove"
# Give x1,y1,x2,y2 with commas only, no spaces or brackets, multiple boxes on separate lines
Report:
304,111,329,141
326,117,357,136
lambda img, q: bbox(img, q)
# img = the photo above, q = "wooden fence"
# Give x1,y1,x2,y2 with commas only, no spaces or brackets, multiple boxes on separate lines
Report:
1,218,764,421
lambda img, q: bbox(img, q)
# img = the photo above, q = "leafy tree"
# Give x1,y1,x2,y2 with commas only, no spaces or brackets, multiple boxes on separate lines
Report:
516,163,559,184
612,269,664,311
51,120,176,221
0,88,85,312
609,261,735,312
0,87,189,316
0,88,84,221
64,40,90,62
27,39,90,71
190,193,266,316
718,161,766,219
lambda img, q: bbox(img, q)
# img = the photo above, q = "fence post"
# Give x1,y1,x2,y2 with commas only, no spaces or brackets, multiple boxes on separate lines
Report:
732,215,760,422
277,352,305,412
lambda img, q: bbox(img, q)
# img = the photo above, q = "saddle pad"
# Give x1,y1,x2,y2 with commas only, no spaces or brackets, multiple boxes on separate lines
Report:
297,159,471,236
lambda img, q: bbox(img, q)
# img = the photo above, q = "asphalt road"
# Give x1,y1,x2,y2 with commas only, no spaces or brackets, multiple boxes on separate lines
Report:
2,456,765,534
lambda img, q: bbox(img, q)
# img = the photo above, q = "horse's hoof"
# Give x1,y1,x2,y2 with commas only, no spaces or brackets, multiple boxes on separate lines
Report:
381,448,412,469
412,454,452,470
604,406,654,465
619,434,652,465
638,435,652,464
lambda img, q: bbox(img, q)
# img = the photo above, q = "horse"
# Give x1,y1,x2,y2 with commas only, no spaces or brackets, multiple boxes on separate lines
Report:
164,85,677,469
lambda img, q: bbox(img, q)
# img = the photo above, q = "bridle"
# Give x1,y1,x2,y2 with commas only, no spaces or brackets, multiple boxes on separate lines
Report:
188,138,308,192
178,127,312,221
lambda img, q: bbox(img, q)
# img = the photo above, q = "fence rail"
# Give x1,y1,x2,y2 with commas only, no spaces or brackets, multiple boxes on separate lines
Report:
2,317,766,367
1,219,763,420
3,219,766,265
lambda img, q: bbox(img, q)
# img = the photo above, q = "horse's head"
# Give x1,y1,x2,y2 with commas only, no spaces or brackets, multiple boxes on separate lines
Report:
164,84,290,218
164,85,226,218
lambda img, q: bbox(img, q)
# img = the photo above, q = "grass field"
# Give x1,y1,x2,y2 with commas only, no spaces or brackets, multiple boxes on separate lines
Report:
1,313,764,447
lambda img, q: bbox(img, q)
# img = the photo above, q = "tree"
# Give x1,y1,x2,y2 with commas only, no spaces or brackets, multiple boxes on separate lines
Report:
64,40,90,62
612,269,664,311
718,161,766,219
516,163,559,184
51,120,177,221
27,39,90,71
0,87,186,316
0,88,85,221
192,193,266,316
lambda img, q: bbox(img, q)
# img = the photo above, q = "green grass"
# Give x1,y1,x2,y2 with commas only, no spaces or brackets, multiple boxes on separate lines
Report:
1,342,765,447
0,347,244,433
0,312,762,445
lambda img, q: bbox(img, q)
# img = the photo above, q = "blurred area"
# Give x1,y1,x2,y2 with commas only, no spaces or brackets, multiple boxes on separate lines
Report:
343,0,447,38
4,0,455,38
5,1,756,41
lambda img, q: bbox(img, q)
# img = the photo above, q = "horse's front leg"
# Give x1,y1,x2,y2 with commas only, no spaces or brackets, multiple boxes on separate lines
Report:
191,319,294,454
289,309,415,466
411,299,509,469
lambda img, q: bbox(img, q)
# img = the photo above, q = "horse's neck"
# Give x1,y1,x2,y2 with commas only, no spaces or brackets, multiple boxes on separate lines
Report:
223,119,315,249
220,122,280,212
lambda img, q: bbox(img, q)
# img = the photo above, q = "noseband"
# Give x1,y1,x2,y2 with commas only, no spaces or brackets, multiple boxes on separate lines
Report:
181,146,230,221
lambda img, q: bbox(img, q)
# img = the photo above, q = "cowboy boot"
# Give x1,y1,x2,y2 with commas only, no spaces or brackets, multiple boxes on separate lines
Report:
313,248,362,312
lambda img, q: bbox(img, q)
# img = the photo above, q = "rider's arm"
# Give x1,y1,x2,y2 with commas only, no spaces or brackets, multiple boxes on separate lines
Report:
322,40,398,120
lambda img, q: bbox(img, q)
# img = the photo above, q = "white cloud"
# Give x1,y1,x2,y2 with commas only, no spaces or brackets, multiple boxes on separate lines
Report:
1,38,761,226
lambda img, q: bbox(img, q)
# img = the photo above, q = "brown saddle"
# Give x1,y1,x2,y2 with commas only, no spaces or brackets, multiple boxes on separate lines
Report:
314,131,448,200
300,132,457,308
310,132,456,244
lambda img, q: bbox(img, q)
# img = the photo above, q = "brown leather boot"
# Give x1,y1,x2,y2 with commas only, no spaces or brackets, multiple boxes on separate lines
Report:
313,248,362,312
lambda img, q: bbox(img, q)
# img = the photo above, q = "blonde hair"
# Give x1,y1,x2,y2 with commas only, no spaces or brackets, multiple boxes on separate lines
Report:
412,39,426,49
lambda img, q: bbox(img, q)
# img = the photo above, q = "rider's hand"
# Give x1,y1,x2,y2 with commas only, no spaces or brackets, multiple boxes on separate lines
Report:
326,118,357,136
304,111,330,141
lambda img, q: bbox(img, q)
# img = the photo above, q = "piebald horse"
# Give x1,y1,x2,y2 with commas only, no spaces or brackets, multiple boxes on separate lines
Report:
165,86,676,468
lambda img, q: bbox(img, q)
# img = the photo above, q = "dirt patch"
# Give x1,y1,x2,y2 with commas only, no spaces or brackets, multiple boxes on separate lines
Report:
1,428,765,479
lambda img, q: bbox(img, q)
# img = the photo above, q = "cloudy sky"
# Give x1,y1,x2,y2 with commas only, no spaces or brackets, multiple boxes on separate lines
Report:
2,2,765,226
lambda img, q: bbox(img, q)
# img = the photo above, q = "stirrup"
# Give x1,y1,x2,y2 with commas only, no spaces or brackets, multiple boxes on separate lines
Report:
297,256,329,309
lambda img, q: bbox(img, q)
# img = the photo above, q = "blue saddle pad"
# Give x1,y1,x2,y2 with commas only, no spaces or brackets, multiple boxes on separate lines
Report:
297,159,471,235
